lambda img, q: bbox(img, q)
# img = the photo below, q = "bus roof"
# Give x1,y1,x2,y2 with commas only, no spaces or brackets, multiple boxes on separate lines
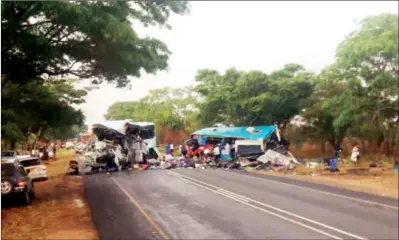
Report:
133,122,154,126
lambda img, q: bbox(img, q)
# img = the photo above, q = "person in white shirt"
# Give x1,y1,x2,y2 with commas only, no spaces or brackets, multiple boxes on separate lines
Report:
170,143,174,156
351,144,360,166
114,144,123,168
213,145,220,156
223,142,231,155
134,140,143,163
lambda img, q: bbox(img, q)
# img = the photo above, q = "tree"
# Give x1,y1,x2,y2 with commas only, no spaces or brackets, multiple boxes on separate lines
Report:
42,123,88,141
1,80,87,148
335,13,399,155
105,86,199,133
1,1,190,87
194,64,313,127
301,65,352,148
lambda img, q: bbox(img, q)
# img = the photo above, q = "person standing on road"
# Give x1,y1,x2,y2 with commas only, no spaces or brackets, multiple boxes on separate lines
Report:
170,143,174,156
52,143,57,159
334,144,342,160
351,143,360,167
165,143,171,155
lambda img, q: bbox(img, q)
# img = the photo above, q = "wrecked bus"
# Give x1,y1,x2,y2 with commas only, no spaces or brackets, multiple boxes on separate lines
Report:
92,120,160,156
82,120,160,172
190,125,289,160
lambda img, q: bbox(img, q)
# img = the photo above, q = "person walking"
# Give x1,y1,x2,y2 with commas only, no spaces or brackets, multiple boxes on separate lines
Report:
334,144,342,158
52,143,57,159
165,143,171,155
351,143,360,167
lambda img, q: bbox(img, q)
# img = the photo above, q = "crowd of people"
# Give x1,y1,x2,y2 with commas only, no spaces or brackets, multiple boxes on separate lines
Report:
164,137,237,166
30,143,58,160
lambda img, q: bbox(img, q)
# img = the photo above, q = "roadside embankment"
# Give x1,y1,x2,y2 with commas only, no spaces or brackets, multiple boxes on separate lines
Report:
247,160,398,199
1,150,98,240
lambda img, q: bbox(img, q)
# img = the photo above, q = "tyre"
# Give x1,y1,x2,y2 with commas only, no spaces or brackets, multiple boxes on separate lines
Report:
29,188,36,199
1,181,13,195
20,190,31,206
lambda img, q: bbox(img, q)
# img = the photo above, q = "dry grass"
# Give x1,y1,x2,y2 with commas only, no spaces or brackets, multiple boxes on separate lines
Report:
249,164,399,199
1,149,98,240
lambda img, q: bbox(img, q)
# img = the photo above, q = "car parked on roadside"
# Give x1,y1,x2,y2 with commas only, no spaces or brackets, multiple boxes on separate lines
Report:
2,150,31,161
1,161,35,206
18,157,48,181
1,150,19,162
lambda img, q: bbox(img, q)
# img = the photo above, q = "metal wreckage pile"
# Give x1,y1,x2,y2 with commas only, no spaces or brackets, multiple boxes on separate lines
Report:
70,121,303,174
71,120,161,174
170,124,301,171
142,124,301,172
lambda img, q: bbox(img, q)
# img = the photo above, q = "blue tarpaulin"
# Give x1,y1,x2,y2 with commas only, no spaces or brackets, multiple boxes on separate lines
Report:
191,125,276,140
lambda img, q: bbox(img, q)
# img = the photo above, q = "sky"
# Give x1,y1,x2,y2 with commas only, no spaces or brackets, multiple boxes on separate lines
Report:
75,1,399,127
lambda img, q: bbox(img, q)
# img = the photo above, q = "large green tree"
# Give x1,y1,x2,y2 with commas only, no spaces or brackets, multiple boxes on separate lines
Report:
194,64,313,127
1,1,189,87
1,80,87,148
336,13,398,154
105,86,199,132
300,65,351,148
298,13,398,155
1,1,189,149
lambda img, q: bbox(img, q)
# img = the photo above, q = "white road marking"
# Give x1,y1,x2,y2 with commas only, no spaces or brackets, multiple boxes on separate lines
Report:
216,189,250,203
226,170,398,210
170,171,368,240
172,172,342,239
111,178,170,240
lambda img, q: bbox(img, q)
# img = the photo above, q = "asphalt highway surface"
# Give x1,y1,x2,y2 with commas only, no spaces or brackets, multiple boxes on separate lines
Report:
84,168,399,240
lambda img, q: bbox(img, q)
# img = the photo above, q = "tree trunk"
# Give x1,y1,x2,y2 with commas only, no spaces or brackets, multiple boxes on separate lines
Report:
30,127,43,150
385,138,390,157
10,140,16,150
361,140,367,155
376,135,384,154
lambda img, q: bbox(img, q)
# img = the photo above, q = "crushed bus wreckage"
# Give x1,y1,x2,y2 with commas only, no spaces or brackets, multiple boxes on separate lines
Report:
147,124,300,171
76,120,160,173
187,124,300,170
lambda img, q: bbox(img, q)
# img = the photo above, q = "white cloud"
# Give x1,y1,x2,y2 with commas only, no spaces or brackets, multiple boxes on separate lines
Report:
77,1,398,126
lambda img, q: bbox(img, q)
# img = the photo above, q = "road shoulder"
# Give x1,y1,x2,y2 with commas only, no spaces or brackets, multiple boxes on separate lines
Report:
1,150,98,240
237,168,398,205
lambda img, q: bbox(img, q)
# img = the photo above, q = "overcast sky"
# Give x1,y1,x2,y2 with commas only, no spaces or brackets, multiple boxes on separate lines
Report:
75,1,398,127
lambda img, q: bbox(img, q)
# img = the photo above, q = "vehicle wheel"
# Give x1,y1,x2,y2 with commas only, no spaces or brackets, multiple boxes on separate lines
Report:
1,180,13,195
21,190,31,205
29,188,36,199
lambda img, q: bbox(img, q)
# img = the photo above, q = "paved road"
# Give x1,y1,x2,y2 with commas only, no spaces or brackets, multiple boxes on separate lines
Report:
84,169,398,240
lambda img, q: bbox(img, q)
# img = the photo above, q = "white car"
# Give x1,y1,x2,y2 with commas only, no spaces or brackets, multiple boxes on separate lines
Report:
65,141,74,149
1,151,19,161
18,156,48,181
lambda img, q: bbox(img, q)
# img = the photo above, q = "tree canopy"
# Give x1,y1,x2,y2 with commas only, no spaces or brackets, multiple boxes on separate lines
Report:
104,13,398,156
299,13,398,153
1,80,87,147
106,87,199,131
1,0,189,149
1,1,189,87
194,64,313,127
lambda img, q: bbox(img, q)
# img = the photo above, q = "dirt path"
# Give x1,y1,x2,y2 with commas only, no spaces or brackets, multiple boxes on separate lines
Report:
1,150,98,240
